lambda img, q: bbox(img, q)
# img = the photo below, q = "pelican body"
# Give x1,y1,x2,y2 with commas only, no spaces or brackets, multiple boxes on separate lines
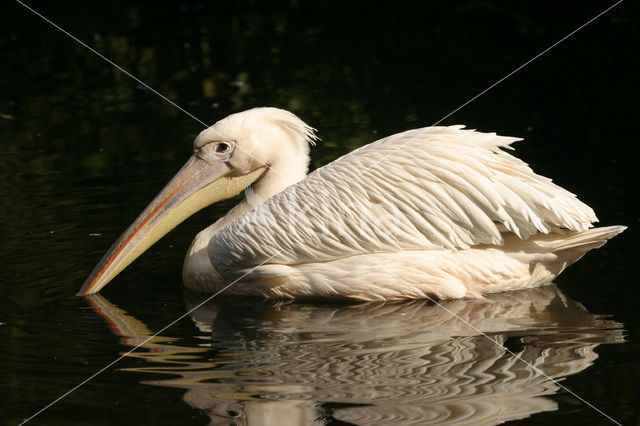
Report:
78,108,625,300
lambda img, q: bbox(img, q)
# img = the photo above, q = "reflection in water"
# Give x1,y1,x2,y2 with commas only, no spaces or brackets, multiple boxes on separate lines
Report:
86,285,623,425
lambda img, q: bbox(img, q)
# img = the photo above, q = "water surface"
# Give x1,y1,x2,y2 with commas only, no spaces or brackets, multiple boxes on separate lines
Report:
1,1,638,425
89,286,624,425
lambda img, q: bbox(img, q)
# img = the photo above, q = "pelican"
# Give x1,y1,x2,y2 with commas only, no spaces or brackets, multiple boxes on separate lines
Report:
78,107,625,300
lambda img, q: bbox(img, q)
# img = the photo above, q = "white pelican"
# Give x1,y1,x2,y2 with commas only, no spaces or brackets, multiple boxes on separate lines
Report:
78,107,625,300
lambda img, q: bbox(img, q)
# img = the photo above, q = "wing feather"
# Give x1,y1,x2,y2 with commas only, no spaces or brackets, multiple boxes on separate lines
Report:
210,126,597,274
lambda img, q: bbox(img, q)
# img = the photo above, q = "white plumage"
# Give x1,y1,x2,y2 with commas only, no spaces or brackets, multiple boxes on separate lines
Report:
80,107,625,299
179,109,624,300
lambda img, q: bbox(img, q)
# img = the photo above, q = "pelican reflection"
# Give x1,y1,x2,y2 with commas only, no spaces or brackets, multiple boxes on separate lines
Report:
86,285,624,425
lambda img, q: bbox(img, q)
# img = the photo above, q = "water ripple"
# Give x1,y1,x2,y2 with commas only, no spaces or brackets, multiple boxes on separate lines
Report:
85,284,623,425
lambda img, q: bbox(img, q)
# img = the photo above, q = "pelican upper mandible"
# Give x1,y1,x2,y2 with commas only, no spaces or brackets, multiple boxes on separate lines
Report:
78,107,625,300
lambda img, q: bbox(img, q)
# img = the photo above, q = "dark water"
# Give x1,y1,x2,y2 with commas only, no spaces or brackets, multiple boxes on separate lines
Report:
1,1,639,425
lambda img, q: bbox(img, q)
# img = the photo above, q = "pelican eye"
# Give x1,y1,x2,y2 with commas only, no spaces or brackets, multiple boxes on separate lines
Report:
216,142,230,153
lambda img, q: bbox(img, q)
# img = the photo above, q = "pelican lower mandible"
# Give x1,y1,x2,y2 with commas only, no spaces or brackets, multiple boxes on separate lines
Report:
78,107,625,300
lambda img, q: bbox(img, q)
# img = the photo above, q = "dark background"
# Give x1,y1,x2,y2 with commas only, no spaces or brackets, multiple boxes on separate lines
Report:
1,1,638,424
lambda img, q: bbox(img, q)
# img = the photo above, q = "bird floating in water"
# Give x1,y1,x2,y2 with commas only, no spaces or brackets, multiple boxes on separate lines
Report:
78,107,625,300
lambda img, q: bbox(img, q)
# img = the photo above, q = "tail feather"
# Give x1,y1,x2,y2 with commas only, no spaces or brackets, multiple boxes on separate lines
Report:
550,226,626,252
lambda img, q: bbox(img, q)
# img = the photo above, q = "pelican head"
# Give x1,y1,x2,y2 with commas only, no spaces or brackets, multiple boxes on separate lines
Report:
78,107,317,295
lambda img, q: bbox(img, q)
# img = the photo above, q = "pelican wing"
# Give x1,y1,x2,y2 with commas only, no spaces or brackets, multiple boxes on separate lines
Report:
211,126,597,271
